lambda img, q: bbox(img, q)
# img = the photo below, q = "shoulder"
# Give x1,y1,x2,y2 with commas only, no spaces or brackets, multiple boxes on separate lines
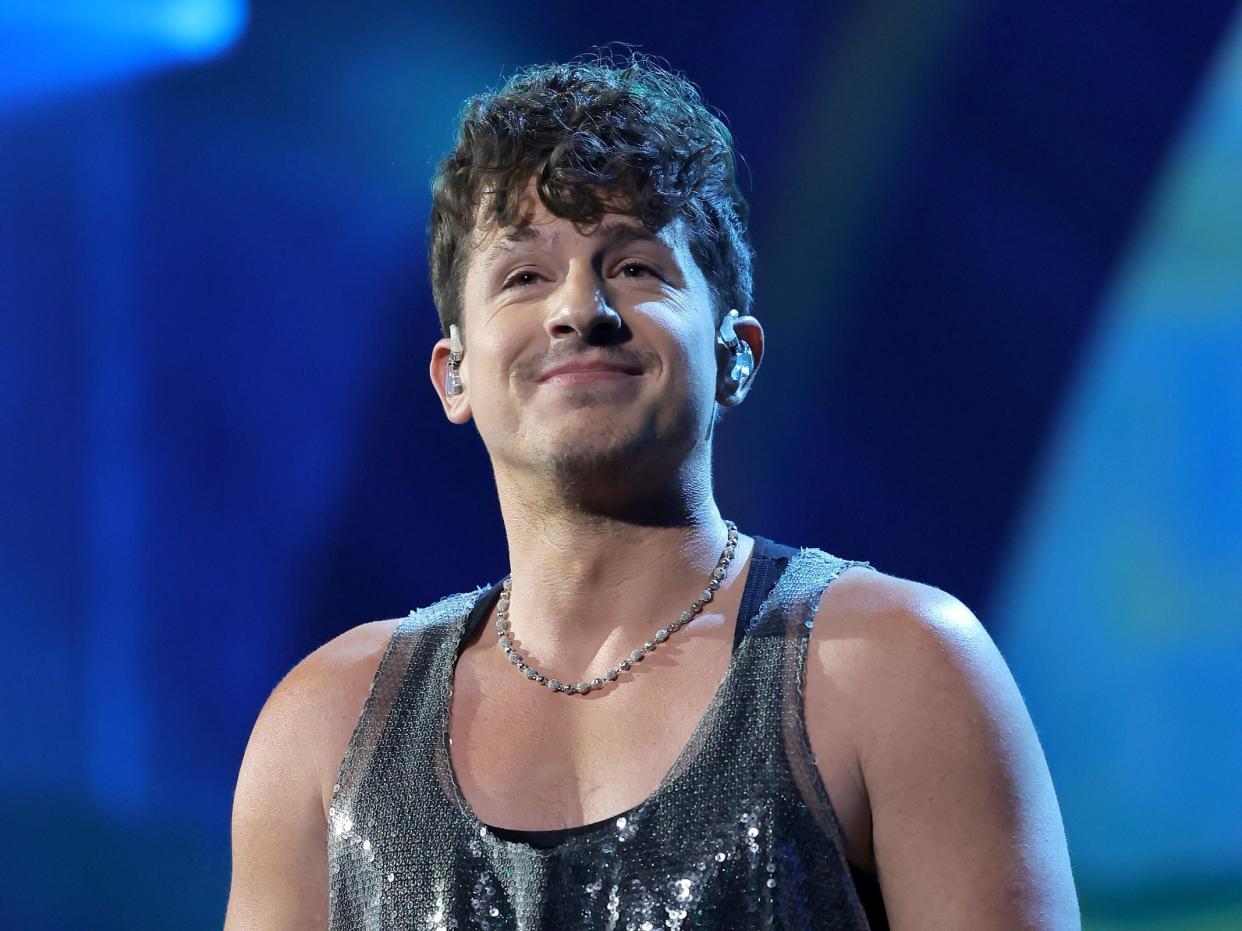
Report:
225,616,404,927
291,617,408,755
808,561,1037,790
242,617,406,819
809,564,1081,927
246,586,488,813
811,562,987,683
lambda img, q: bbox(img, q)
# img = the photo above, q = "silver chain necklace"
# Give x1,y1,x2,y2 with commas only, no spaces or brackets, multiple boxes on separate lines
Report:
495,520,740,695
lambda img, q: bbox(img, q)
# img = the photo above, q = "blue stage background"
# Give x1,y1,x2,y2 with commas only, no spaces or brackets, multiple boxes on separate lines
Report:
2,2,1240,927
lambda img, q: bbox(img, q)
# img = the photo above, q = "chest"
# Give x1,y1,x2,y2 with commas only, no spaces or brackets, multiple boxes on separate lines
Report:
328,618,880,930
443,623,873,871
447,626,732,827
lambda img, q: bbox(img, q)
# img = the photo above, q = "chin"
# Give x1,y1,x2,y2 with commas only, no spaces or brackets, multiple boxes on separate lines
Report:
541,428,654,478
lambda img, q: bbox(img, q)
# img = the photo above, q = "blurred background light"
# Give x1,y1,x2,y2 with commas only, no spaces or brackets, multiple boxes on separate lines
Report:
995,4,1242,920
0,0,248,113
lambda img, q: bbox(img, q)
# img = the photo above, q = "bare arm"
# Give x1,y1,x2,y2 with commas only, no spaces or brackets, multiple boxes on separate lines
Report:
849,579,1080,929
224,620,397,930
223,660,331,929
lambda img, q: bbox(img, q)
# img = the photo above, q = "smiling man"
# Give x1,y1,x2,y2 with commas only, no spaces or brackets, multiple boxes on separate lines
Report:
225,53,1080,930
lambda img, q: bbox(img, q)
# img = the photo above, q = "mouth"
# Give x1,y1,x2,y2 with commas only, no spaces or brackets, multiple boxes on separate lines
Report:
538,368,643,387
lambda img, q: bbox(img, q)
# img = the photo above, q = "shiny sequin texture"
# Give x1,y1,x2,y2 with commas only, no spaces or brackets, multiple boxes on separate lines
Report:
328,546,879,929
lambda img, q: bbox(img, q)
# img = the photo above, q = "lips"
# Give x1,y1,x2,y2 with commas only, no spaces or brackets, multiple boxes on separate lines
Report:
536,359,644,383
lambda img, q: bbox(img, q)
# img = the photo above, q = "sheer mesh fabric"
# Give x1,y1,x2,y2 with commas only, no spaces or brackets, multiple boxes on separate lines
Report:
328,544,879,929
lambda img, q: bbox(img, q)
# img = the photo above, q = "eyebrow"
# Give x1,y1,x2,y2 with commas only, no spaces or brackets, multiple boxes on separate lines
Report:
479,221,666,270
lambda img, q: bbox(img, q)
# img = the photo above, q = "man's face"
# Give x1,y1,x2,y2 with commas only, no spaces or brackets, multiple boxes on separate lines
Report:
434,178,725,497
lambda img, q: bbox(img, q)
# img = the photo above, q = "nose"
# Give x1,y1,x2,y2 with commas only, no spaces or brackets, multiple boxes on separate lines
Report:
544,262,624,343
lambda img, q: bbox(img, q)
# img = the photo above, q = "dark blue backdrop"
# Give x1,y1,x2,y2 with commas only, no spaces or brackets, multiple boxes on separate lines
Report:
2,2,1239,927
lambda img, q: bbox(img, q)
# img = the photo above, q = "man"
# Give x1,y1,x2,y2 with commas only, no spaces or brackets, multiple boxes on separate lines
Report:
225,53,1080,929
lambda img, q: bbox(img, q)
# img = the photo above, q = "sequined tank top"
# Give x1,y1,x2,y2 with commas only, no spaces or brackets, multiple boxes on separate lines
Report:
328,536,886,929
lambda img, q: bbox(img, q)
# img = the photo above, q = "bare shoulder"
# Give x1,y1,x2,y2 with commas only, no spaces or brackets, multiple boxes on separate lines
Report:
803,565,953,727
809,565,1081,929
224,617,403,929
810,565,1048,767
286,617,407,814
811,563,987,674
235,615,404,806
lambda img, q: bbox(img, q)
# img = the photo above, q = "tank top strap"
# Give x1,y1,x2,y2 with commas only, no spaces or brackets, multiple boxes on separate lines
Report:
744,547,874,641
331,585,486,809
681,546,877,848
733,534,801,650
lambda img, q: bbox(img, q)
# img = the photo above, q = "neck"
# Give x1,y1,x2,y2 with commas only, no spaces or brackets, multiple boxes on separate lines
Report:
489,464,751,673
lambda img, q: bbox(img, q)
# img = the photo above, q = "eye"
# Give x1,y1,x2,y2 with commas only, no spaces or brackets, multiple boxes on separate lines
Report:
501,269,542,290
618,262,659,280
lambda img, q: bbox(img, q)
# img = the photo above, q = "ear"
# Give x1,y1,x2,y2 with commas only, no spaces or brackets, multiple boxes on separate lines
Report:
715,311,764,407
429,336,473,424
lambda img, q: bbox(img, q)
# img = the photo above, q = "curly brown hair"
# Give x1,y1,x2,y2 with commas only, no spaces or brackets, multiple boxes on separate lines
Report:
426,49,754,338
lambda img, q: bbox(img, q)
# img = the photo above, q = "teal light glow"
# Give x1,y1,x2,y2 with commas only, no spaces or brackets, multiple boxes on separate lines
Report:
992,2,1242,911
